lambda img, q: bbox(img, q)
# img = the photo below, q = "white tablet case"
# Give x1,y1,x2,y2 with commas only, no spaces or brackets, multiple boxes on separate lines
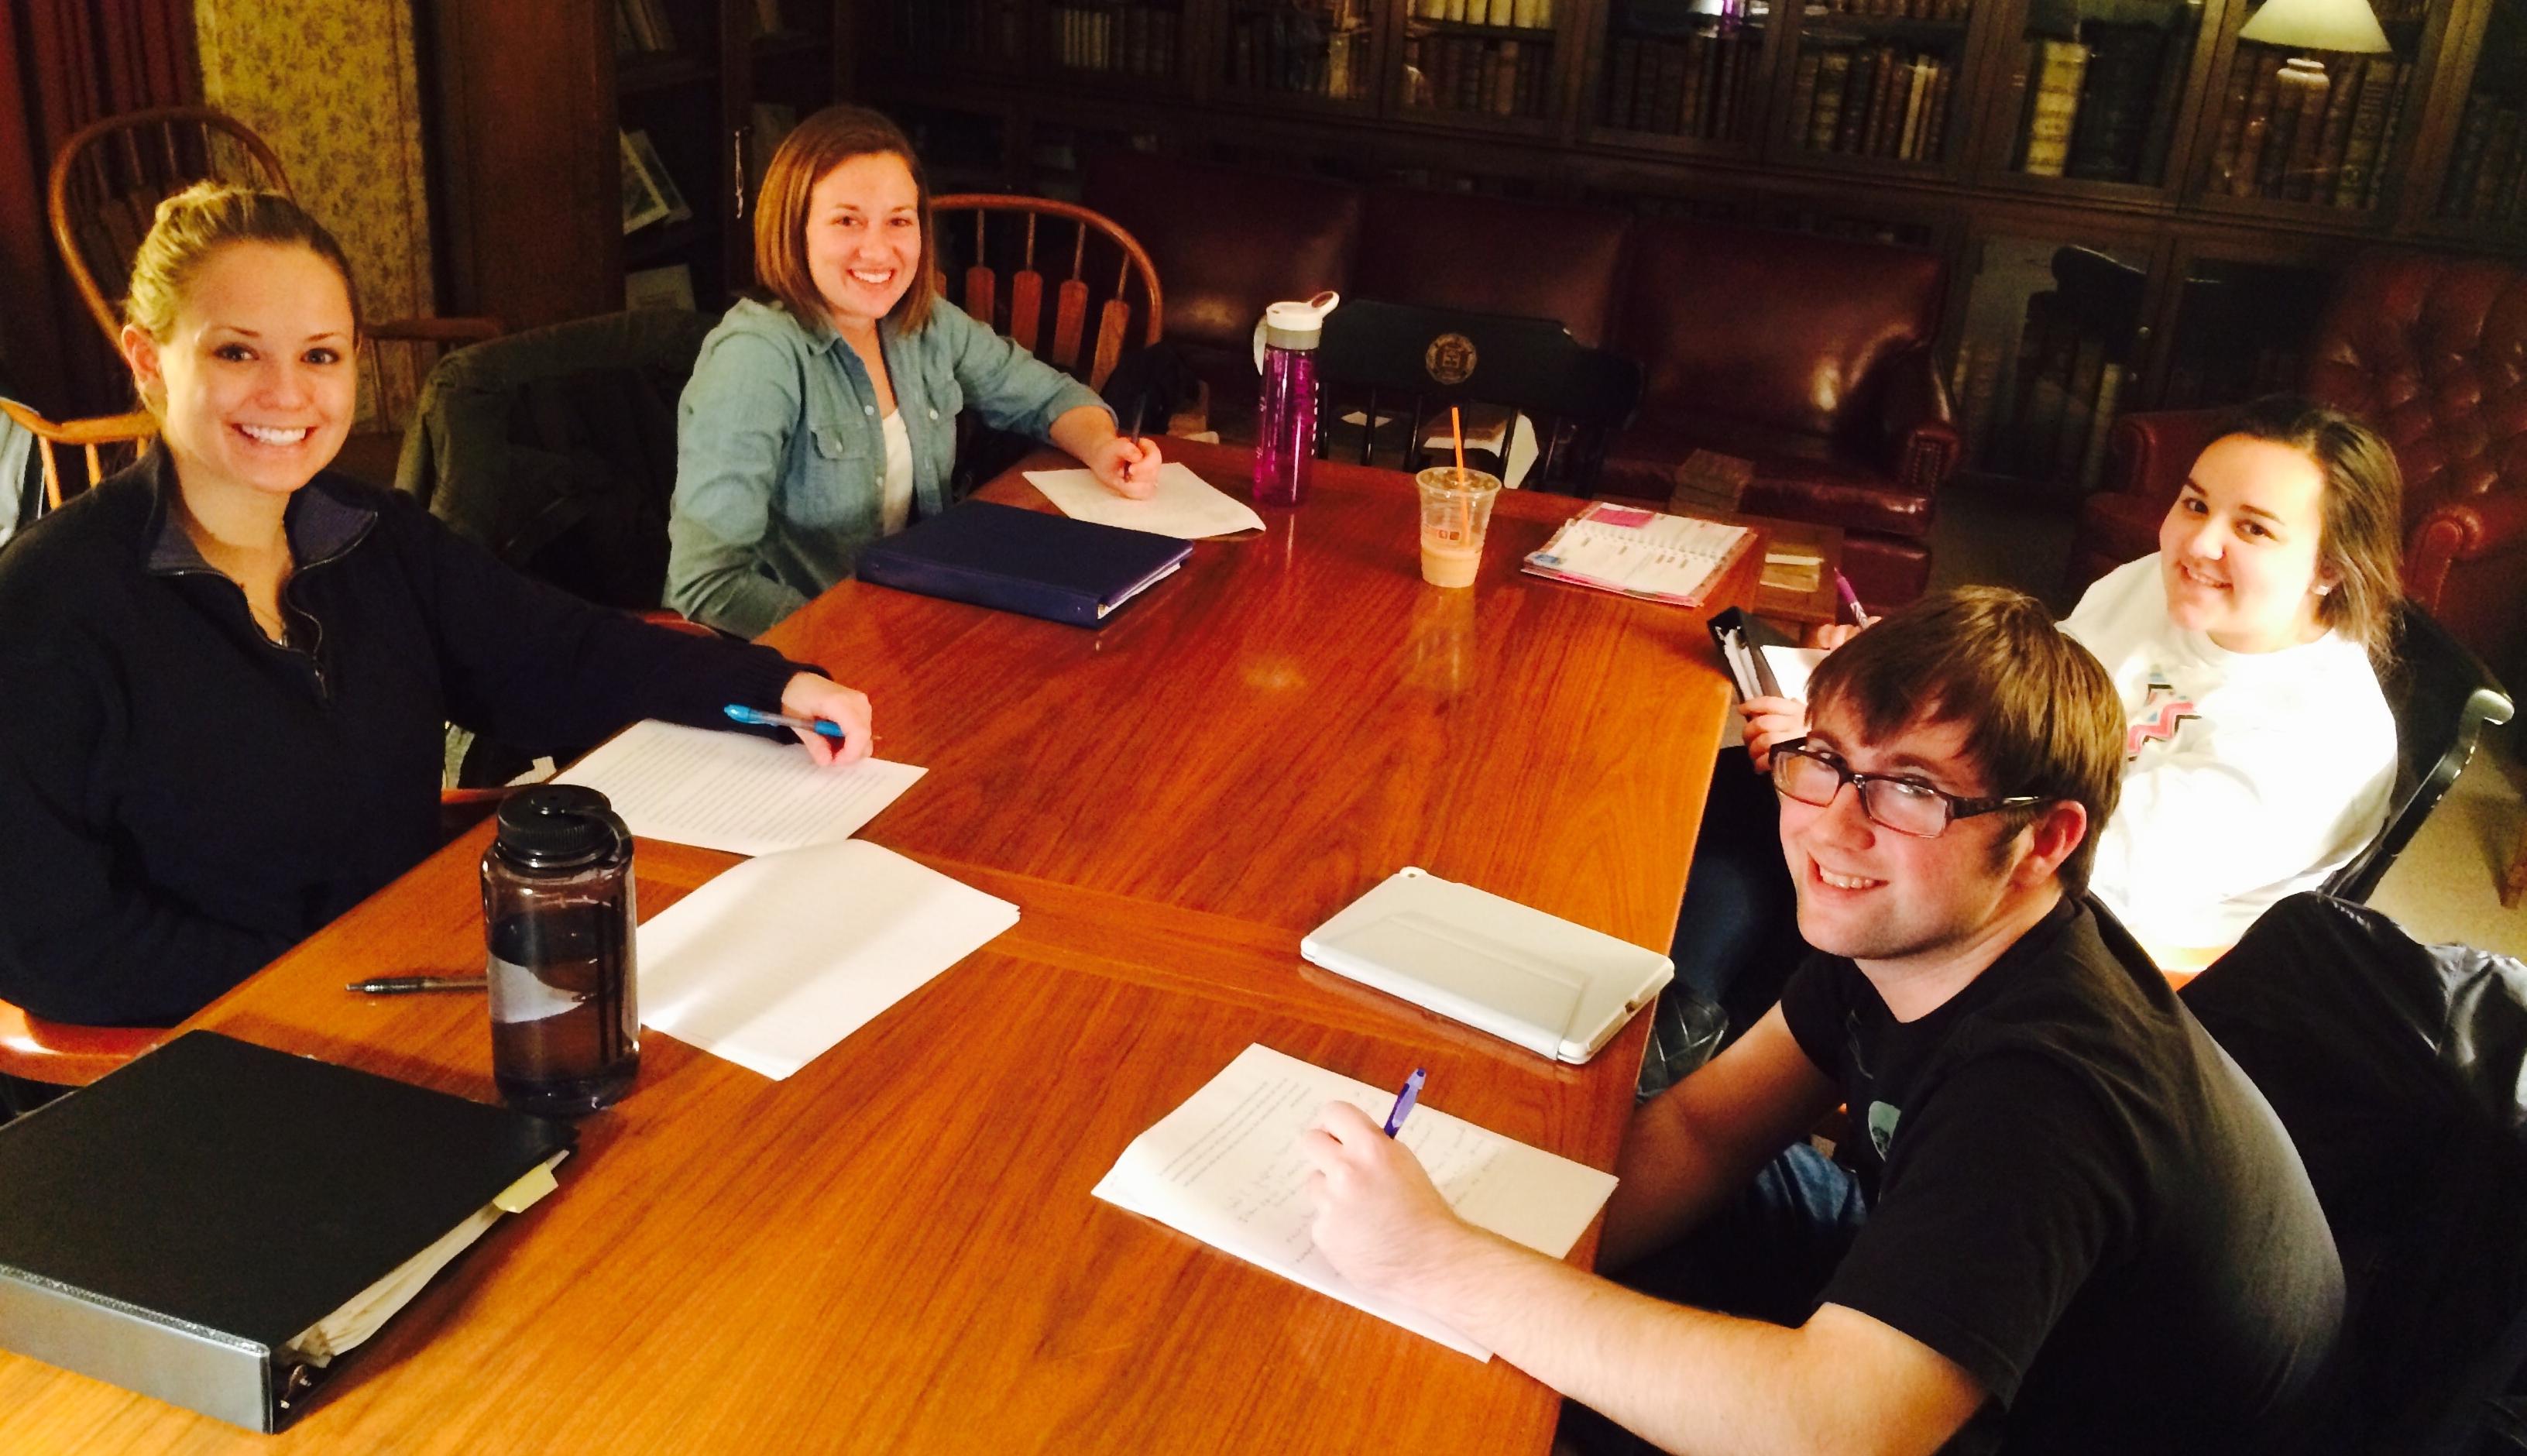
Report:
1300,868,1673,1063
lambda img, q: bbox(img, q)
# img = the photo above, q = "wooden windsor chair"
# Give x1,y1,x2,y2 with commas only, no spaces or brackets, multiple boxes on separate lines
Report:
0,400,156,512
0,999,164,1094
47,106,500,484
928,194,1166,398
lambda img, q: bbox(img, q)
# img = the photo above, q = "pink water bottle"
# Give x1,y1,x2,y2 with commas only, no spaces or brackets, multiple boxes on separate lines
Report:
1253,292,1339,507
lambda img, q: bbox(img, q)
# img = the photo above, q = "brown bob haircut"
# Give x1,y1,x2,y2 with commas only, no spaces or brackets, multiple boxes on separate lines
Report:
753,105,938,334
2209,394,2405,661
1804,586,2127,895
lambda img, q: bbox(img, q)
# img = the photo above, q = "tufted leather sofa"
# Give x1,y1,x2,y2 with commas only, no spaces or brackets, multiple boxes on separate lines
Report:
1083,150,1959,605
2075,252,2527,675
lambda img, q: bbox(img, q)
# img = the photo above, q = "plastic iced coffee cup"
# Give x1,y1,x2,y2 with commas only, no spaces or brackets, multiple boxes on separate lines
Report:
1414,465,1502,589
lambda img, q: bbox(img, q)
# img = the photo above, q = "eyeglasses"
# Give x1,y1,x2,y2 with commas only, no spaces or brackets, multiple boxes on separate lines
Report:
1770,743,2045,840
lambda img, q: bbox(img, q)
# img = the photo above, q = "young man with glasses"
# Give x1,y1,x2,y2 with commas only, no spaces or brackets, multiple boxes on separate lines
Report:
1299,588,2341,1456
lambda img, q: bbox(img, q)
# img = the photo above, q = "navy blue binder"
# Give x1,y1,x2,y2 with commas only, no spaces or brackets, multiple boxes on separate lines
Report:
856,500,1192,628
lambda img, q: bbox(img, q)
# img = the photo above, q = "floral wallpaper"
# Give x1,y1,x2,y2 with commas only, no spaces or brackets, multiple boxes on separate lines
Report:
194,0,435,429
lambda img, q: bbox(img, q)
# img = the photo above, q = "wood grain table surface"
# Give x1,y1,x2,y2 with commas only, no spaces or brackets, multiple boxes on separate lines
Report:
0,438,1748,1454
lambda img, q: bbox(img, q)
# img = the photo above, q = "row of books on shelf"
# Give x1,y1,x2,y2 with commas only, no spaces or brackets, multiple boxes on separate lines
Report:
1950,301,2128,491
2207,48,2409,209
2442,93,2527,224
1403,34,1552,117
1408,0,1557,25
894,0,1025,64
1604,30,1760,142
2014,26,2192,184
1814,0,1973,20
1791,45,1955,162
1053,5,1179,74
1227,12,1375,99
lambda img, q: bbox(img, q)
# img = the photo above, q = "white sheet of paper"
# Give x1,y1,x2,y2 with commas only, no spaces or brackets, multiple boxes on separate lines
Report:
1025,462,1267,538
1091,1043,1618,1360
1760,644,1824,702
554,720,925,857
637,839,1018,1080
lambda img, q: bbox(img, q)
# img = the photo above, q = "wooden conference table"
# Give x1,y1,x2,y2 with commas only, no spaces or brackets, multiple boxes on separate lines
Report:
0,438,1753,1454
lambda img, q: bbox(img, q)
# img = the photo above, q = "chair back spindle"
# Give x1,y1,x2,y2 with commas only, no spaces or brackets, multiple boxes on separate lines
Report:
930,196,1166,395
0,400,156,511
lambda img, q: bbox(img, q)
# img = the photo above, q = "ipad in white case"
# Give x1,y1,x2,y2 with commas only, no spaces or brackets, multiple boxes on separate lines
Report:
1301,867,1673,1064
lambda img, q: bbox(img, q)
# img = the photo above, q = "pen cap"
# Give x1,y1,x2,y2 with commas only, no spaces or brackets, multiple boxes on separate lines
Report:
490,786,630,873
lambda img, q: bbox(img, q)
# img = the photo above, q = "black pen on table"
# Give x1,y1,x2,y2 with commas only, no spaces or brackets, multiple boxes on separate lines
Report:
346,975,487,994
1124,392,1151,482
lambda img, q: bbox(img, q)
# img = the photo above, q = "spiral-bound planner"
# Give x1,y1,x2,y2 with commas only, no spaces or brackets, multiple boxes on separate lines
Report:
1522,501,1753,607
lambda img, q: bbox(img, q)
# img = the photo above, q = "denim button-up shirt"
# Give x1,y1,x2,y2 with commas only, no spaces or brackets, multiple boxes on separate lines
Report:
665,296,1108,637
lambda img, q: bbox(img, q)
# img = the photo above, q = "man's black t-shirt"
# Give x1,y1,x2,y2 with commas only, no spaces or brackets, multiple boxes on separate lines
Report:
1777,896,2342,1456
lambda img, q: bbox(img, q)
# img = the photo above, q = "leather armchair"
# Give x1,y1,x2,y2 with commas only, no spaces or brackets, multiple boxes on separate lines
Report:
2076,252,2527,676
1601,218,1960,606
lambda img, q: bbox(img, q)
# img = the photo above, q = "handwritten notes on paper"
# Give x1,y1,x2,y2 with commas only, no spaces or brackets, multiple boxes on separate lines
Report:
1091,1044,1619,1358
1026,463,1267,539
637,840,1018,1079
554,720,925,857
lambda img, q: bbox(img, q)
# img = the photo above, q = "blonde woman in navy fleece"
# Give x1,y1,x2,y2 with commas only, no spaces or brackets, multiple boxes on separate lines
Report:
0,183,871,1027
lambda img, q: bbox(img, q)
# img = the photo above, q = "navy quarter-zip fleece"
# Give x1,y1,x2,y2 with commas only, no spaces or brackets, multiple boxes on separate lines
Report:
0,447,812,1025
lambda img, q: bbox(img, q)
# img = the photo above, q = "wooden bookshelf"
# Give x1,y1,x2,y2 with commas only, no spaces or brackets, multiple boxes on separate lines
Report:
429,0,2516,492
431,0,857,330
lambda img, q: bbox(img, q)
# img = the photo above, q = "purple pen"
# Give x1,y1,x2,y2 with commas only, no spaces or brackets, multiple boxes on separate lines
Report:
1383,1067,1427,1138
1834,570,1868,626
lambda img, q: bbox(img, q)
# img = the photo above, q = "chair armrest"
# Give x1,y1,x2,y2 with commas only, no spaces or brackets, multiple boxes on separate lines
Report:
0,1001,167,1087
1874,345,1960,495
369,315,503,345
2100,408,2225,510
2412,487,2527,565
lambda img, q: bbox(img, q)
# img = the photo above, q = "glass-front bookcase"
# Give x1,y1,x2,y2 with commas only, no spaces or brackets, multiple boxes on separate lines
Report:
2154,250,2333,407
1591,0,1777,151
884,0,1026,73
1396,0,1571,124
1776,0,1989,170
1984,0,2213,192
1951,231,2163,498
1045,0,1188,84
2190,0,2444,214
2434,0,2526,229
1224,1,1382,107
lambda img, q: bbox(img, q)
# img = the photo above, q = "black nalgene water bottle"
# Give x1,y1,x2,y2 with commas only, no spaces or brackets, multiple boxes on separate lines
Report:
482,785,638,1116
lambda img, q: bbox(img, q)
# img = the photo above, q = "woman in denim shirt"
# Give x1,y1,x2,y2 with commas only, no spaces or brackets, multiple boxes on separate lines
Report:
667,106,1161,637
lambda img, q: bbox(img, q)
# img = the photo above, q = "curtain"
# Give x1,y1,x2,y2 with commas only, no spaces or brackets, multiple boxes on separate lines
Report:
0,0,200,417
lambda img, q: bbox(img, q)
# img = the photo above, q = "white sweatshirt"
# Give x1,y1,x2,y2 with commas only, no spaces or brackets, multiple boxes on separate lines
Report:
2062,555,2395,952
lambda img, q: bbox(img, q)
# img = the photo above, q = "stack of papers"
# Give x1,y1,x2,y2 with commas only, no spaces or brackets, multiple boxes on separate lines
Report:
638,840,1019,1079
1524,502,1753,608
1027,463,1266,538
1093,1044,1619,1359
554,720,925,856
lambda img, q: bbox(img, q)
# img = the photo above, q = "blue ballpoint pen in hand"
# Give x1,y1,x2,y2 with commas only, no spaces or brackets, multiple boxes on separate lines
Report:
1383,1067,1427,1138
723,703,847,740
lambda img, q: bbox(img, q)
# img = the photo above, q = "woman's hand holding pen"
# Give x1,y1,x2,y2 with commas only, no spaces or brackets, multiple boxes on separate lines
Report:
1740,695,1808,774
1086,432,1162,499
778,672,874,767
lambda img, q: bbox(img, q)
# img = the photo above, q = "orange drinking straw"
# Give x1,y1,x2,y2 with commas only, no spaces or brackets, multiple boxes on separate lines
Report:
1451,406,1466,474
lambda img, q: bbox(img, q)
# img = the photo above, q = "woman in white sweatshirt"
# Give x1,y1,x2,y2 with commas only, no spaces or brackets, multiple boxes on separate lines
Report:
1728,394,2404,974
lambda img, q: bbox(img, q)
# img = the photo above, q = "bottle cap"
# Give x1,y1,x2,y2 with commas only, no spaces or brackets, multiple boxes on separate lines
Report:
493,785,628,871
1262,290,1341,352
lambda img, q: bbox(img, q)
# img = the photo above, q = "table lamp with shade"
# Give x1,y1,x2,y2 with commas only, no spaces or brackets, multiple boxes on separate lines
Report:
2239,0,2394,180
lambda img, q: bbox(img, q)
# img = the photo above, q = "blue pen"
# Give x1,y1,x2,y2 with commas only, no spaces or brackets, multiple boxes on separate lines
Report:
1383,1067,1427,1138
1833,570,1869,627
723,703,846,740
